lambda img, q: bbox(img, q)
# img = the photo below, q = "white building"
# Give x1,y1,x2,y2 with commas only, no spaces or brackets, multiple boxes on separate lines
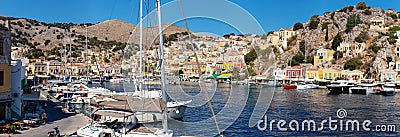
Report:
11,60,27,117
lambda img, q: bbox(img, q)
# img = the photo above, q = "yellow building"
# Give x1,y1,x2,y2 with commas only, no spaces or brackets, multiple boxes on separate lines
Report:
321,68,341,80
341,70,364,82
0,25,13,121
0,64,11,92
314,49,334,66
306,67,319,79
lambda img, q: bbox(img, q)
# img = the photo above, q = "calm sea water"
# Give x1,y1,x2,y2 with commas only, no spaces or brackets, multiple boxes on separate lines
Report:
95,82,400,136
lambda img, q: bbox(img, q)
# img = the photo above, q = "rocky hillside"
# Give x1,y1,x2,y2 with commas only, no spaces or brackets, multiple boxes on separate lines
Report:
0,16,189,61
275,2,400,77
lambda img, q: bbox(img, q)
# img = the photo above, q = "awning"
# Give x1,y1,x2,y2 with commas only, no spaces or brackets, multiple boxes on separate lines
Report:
99,97,164,113
217,73,232,79
36,75,51,78
208,74,221,79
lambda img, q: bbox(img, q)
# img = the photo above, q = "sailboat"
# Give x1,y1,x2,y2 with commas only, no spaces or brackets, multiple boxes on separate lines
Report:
78,1,173,136
297,40,318,90
128,0,190,121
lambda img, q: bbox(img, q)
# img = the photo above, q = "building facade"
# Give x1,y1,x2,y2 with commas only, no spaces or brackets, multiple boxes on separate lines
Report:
0,25,12,121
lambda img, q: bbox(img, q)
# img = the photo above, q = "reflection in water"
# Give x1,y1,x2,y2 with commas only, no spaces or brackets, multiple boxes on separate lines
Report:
82,82,399,136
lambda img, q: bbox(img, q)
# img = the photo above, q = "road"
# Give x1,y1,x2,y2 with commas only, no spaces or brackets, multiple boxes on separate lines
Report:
12,94,90,137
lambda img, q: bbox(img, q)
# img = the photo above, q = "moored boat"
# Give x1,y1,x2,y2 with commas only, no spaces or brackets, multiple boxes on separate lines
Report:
327,80,356,94
379,83,395,96
283,84,297,89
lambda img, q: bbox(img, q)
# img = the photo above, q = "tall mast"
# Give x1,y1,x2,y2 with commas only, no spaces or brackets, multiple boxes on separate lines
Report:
69,29,72,82
304,40,306,82
156,0,168,132
139,0,143,77
86,27,89,82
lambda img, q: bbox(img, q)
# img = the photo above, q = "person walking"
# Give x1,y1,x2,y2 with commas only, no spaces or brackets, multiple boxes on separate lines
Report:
42,112,47,124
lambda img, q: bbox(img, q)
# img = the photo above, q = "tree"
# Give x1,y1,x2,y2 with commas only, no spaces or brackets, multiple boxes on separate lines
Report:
325,29,329,42
31,49,44,58
244,49,257,65
356,2,367,10
333,51,343,59
104,58,110,63
355,31,368,43
299,40,306,55
321,22,329,30
309,19,319,30
44,40,51,45
346,14,363,32
332,33,343,50
369,44,381,53
293,22,303,31
306,55,314,64
344,58,363,70
363,9,372,15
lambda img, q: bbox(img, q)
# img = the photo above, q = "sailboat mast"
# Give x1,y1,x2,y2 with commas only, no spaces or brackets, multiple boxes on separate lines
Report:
156,0,168,132
304,40,306,82
69,29,72,82
86,28,89,82
139,0,143,77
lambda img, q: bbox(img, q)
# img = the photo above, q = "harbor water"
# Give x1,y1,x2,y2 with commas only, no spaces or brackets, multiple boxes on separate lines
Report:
83,82,400,136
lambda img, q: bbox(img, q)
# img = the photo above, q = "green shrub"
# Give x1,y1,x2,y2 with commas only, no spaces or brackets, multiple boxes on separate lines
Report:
356,2,367,10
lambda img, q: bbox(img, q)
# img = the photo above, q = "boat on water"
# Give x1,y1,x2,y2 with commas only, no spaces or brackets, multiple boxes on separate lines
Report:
247,80,258,86
110,75,125,83
77,109,172,137
349,83,377,95
297,83,319,90
326,80,356,94
128,78,191,121
259,80,282,87
378,83,396,96
283,83,297,89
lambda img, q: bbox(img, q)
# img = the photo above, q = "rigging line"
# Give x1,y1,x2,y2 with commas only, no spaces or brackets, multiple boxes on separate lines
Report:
105,0,118,38
177,0,222,136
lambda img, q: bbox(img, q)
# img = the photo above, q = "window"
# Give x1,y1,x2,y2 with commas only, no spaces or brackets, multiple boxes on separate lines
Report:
288,72,291,76
0,71,3,86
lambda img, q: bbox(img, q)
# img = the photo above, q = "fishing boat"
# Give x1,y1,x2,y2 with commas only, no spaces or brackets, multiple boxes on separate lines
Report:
283,83,297,89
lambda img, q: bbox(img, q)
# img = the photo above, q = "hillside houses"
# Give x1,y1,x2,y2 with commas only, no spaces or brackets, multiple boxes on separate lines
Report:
337,42,366,58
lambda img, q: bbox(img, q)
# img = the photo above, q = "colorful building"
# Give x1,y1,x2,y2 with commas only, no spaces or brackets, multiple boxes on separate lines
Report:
341,70,364,82
321,68,341,80
313,49,334,66
306,67,319,79
285,66,304,78
379,69,396,81
369,16,385,31
0,25,12,121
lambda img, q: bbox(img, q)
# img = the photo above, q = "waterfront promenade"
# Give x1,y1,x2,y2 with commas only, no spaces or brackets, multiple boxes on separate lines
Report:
11,93,90,137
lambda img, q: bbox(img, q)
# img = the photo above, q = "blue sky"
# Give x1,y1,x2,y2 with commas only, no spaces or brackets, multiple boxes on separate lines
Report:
0,0,399,36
